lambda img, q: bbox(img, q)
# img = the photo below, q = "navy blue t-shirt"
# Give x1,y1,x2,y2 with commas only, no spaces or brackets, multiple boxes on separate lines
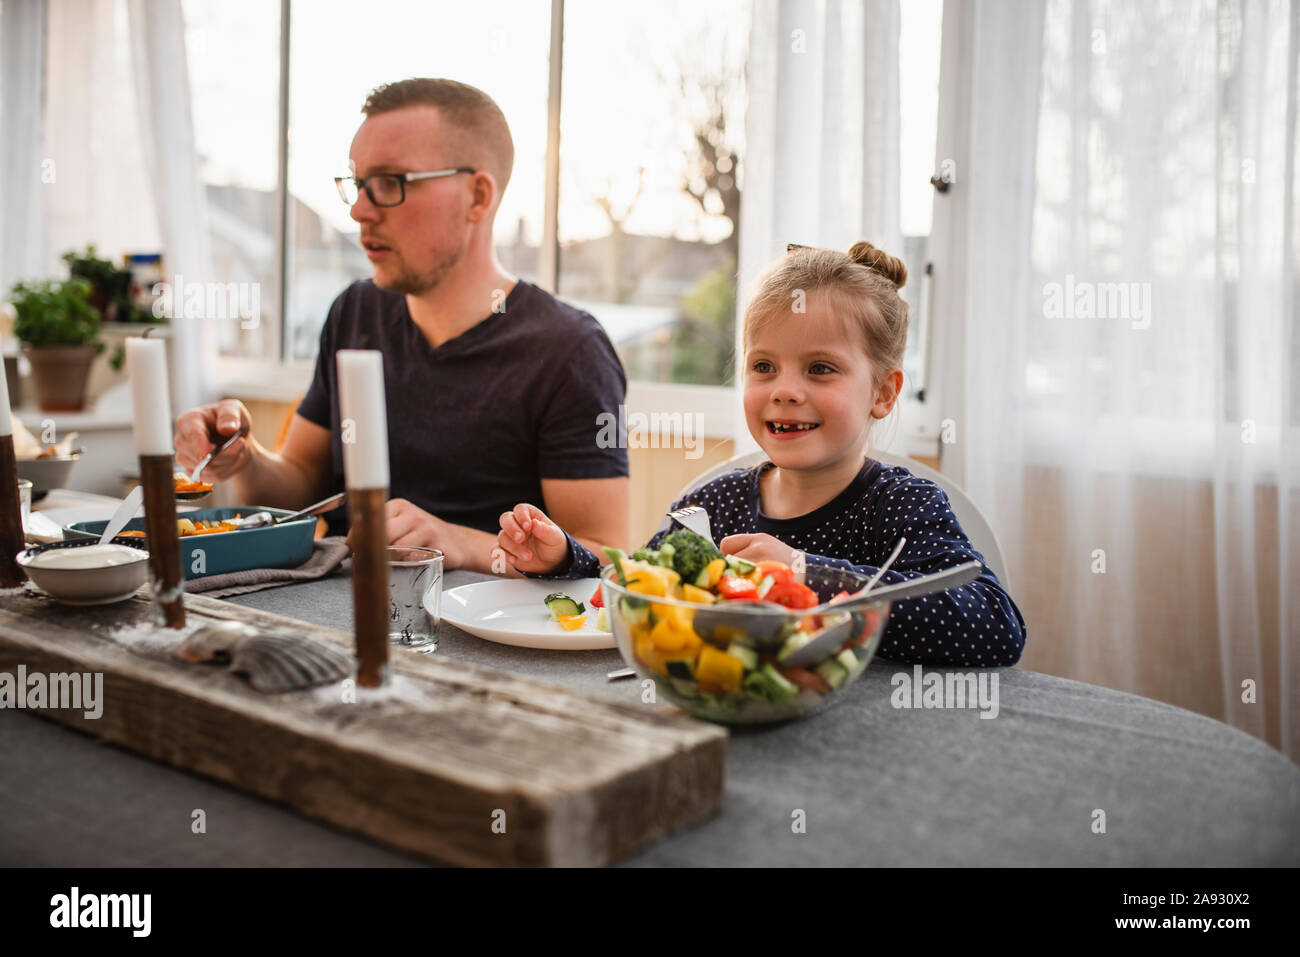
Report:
541,457,1027,667
297,279,629,535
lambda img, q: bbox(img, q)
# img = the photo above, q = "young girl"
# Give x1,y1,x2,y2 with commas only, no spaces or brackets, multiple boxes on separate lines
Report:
495,242,1027,667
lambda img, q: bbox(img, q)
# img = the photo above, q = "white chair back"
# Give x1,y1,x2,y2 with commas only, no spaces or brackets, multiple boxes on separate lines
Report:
673,449,1011,590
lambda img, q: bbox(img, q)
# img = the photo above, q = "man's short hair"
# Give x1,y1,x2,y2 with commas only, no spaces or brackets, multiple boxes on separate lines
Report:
363,78,514,202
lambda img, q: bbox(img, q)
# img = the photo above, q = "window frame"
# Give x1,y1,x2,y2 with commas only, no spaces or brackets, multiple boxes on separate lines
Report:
247,0,938,457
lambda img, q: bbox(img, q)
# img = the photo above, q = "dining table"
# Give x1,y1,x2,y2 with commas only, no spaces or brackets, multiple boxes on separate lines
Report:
3,497,1299,866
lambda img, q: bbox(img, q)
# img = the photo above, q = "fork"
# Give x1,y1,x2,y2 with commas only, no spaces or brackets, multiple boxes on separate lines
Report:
189,429,245,483
667,505,716,548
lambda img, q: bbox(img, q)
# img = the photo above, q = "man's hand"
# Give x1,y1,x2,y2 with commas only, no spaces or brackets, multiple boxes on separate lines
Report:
174,399,253,482
495,503,570,576
720,532,801,567
346,498,465,567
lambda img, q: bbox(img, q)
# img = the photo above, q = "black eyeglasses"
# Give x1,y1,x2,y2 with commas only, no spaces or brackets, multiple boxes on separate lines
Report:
335,167,476,207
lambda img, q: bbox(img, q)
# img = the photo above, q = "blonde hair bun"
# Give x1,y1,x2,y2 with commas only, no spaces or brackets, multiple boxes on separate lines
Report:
847,241,907,290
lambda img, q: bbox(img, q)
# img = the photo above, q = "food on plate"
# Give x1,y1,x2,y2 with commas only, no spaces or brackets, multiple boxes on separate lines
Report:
115,517,244,539
543,592,585,619
601,529,883,721
173,471,213,494
543,590,598,632
26,542,145,569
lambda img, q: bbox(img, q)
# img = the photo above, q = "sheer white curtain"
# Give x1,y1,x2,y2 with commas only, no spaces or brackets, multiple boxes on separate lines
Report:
738,0,902,452
932,0,1299,760
127,0,215,413
0,0,48,294
40,0,214,413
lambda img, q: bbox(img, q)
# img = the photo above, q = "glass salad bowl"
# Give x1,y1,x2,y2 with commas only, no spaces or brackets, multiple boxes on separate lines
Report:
601,562,889,724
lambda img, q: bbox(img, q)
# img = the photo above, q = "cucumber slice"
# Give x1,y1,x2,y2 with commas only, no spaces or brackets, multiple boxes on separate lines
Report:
595,607,610,632
755,575,776,599
757,663,799,700
814,657,850,690
545,593,585,619
776,630,814,665
725,555,756,577
621,598,650,627
725,643,759,671
670,677,701,699
665,658,695,680
836,648,861,675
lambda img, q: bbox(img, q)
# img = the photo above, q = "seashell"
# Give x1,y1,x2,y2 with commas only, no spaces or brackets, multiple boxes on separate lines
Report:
176,622,353,692
176,621,255,663
231,631,354,693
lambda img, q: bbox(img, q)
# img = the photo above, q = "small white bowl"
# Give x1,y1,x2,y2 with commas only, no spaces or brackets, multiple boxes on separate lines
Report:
17,539,151,605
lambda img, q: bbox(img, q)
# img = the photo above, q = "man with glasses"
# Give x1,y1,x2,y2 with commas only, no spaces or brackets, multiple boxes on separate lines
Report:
174,78,630,572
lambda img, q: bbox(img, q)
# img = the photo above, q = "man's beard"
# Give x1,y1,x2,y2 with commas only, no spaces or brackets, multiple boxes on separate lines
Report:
374,244,464,295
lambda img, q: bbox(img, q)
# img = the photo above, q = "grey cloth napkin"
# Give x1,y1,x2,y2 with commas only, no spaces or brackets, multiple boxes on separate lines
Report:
185,536,351,598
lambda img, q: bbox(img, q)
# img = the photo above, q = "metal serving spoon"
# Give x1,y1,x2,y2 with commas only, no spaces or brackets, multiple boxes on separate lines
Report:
230,492,347,530
780,560,985,667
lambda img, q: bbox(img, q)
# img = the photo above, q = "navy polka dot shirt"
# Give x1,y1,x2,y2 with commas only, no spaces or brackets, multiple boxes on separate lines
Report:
546,457,1027,667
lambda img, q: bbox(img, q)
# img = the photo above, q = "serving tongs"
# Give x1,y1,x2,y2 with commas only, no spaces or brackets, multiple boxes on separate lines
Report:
230,492,347,530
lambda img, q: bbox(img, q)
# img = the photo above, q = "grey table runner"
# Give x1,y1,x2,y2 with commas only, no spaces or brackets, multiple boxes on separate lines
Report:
3,567,1297,866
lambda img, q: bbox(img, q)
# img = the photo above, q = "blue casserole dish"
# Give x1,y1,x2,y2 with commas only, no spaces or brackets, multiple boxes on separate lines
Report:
64,507,317,580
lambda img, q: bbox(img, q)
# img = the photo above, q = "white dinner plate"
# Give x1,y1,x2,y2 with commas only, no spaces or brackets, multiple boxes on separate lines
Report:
440,577,615,650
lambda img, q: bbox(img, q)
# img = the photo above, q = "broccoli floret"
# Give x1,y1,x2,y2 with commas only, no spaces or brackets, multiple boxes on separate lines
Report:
630,542,677,567
662,528,723,585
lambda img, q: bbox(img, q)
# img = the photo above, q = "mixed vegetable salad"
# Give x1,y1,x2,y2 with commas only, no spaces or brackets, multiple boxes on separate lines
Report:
588,529,883,721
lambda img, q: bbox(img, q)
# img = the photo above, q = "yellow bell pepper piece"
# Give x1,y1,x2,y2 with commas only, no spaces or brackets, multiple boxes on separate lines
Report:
703,558,725,588
682,583,716,605
696,644,744,693
662,602,696,631
557,614,587,631
651,616,689,652
626,571,667,597
625,562,680,597
634,634,668,676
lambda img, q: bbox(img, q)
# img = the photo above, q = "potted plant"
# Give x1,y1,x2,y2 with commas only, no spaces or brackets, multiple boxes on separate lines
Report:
9,278,105,411
62,245,158,324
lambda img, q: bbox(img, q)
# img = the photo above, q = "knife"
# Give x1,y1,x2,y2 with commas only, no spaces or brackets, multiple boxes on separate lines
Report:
98,485,144,545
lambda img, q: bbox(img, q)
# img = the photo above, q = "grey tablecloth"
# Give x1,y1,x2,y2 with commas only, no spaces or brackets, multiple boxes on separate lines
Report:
3,565,1298,866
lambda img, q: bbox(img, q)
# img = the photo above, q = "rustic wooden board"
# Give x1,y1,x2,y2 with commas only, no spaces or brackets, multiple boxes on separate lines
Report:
0,587,727,866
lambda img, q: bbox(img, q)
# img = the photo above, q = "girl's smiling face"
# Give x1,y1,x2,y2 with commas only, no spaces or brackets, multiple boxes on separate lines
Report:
743,292,893,471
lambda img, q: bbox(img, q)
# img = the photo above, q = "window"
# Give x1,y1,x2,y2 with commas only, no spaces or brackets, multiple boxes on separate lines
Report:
898,0,943,405
558,0,747,387
284,0,550,360
184,0,282,358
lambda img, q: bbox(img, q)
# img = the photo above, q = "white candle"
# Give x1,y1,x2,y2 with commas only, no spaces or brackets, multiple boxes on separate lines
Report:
125,338,173,455
0,355,11,437
336,350,389,488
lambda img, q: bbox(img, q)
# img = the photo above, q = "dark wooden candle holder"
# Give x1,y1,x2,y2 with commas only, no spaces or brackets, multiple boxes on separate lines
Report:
348,486,389,687
0,435,26,587
139,454,185,628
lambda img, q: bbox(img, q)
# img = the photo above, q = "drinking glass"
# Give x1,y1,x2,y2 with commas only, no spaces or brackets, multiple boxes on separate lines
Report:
386,546,442,650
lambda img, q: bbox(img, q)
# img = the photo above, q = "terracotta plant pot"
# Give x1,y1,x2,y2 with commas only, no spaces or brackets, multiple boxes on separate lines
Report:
22,345,100,412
